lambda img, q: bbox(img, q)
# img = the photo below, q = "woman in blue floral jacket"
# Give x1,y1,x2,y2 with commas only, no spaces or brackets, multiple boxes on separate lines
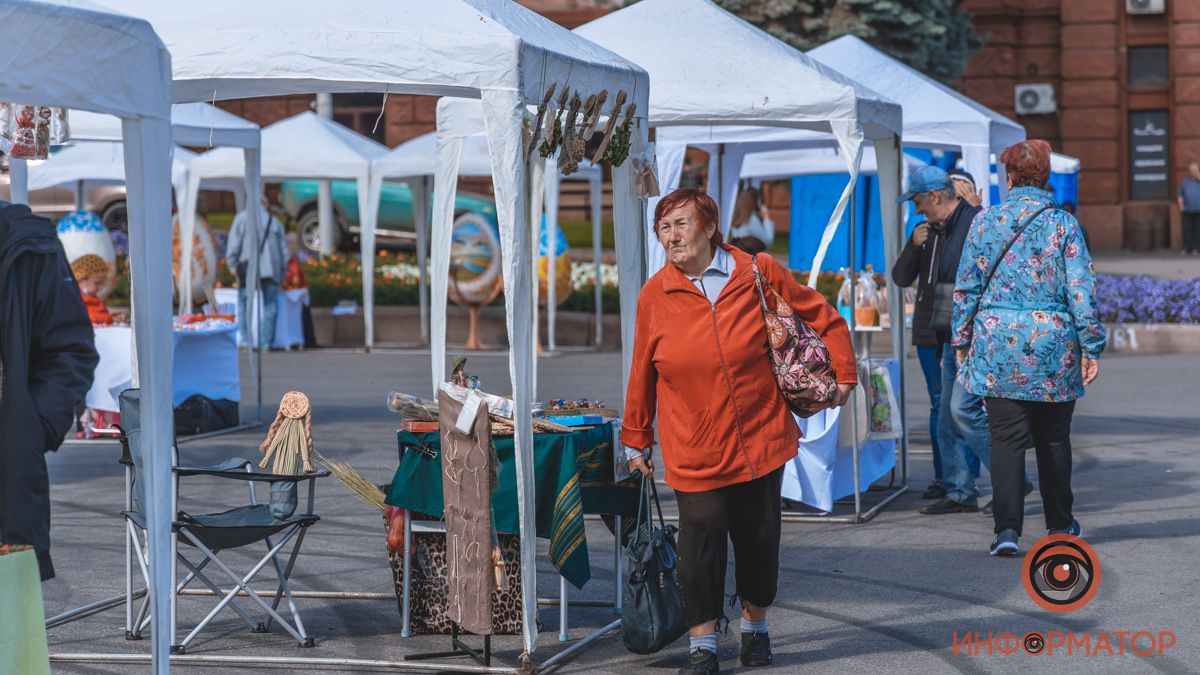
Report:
950,140,1106,556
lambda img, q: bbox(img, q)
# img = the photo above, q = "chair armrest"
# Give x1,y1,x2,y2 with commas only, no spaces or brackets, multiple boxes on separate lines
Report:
175,466,331,483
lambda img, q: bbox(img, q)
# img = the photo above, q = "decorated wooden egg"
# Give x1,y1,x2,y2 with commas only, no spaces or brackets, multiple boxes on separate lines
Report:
56,210,117,298
172,214,218,301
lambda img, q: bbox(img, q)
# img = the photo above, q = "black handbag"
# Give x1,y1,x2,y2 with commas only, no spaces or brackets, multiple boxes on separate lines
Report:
621,475,686,655
930,282,955,334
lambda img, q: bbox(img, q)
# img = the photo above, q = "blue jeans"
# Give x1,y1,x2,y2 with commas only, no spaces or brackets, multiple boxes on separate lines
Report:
238,278,279,348
916,346,943,479
938,346,988,503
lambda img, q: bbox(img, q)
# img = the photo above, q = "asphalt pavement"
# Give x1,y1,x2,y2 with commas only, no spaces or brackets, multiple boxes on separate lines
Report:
39,349,1200,674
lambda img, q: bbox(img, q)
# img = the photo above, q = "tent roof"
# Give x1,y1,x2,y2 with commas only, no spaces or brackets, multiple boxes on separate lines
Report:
69,102,260,148
189,112,387,181
26,141,194,190
573,0,900,139
0,0,170,121
96,0,648,109
376,131,601,183
808,35,1024,153
740,146,923,180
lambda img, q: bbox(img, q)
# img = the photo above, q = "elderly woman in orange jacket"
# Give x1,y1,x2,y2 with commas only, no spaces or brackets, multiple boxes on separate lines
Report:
623,188,857,674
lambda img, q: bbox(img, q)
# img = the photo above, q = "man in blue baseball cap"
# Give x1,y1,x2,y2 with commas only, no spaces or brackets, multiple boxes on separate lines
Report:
892,165,1029,518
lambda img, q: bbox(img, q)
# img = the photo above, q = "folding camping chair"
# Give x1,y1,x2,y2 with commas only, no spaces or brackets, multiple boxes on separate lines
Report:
117,389,328,653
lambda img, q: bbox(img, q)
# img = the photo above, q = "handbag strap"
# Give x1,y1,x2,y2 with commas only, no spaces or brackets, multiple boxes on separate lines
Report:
635,473,666,531
966,204,1054,328
750,254,772,314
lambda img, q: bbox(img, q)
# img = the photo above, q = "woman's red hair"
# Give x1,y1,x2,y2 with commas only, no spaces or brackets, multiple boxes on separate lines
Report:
654,187,723,248
1000,139,1052,189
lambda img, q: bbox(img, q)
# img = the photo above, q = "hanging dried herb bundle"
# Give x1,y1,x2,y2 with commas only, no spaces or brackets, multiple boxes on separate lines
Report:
604,103,637,167
558,92,584,175
526,83,557,159
591,90,628,164
538,87,571,158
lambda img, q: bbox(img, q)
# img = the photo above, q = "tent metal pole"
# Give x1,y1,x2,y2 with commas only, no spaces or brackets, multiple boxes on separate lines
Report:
537,619,622,670
848,188,863,523
593,174,603,348
48,654,517,673
558,576,569,642
45,591,145,629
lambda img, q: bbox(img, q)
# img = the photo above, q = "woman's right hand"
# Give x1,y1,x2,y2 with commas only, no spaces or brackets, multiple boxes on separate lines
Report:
1082,358,1099,386
628,454,654,477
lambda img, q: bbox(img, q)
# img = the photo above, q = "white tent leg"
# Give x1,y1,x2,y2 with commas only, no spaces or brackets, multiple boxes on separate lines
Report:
9,158,28,204
122,115,175,675
359,170,376,350
613,121,650,397
480,88,537,659
430,136,464,396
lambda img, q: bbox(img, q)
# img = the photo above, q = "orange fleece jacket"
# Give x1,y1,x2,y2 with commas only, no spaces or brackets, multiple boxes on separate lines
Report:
621,245,857,492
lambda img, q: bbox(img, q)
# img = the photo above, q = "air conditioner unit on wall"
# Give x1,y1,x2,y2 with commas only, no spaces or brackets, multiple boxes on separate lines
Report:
1014,84,1057,115
1127,0,1166,15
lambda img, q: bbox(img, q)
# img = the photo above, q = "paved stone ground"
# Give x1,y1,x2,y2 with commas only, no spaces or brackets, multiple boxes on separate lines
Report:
40,349,1199,674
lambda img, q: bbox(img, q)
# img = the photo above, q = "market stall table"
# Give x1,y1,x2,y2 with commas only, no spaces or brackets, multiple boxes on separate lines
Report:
386,422,638,590
213,287,308,350
85,323,240,413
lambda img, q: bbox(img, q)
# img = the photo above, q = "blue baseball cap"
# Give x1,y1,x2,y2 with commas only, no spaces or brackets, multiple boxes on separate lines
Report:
897,165,952,202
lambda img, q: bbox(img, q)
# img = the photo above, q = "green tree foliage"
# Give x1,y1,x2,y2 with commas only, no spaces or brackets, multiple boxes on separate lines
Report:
702,0,984,83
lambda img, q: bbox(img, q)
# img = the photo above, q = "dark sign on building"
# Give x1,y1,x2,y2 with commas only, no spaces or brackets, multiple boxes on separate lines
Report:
1130,110,1170,201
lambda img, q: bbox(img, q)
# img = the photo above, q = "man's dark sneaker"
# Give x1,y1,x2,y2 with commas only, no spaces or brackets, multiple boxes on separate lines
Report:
1048,518,1082,537
679,649,719,674
982,481,1035,515
989,529,1020,556
922,479,946,500
919,497,978,514
740,632,772,667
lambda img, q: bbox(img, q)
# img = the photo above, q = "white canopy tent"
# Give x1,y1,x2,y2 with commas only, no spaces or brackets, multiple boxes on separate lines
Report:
367,130,604,349
739,145,924,182
1,1,174,672
572,0,904,288
183,111,388,315
26,140,194,198
808,34,1025,206
95,0,651,667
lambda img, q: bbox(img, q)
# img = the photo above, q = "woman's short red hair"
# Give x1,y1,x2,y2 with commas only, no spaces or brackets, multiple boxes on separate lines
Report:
1000,139,1052,189
654,187,723,248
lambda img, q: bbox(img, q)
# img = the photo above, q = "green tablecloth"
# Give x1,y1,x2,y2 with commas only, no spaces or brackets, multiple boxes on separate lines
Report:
385,422,639,589
0,549,50,675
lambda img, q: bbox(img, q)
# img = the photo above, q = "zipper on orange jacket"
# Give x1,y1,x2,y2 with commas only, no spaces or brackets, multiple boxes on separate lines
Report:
706,290,758,480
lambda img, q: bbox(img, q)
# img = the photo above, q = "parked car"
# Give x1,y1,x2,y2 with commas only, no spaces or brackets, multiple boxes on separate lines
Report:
280,179,496,254
0,166,128,230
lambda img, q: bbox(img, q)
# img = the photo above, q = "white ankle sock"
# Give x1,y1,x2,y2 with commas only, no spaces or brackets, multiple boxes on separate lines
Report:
741,617,768,634
689,634,718,654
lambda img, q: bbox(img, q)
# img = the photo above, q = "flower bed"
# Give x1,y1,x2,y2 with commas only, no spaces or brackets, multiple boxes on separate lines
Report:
1096,275,1200,325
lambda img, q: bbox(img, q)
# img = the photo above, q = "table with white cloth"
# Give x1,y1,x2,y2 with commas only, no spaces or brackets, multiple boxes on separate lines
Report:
783,358,899,512
213,287,308,349
86,324,241,413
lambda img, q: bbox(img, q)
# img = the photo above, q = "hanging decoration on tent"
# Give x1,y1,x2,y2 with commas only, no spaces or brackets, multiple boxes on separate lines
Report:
50,107,70,145
591,90,627,165
603,103,637,167
525,83,557,160
575,91,606,161
538,87,570,159
631,149,661,200
259,391,317,518
171,213,220,312
557,92,583,175
8,105,41,159
57,210,118,299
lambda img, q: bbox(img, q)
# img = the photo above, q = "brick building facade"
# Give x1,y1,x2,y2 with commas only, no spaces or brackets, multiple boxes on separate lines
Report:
960,0,1198,250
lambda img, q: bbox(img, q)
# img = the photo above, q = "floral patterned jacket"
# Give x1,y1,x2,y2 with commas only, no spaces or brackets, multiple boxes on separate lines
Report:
950,186,1106,402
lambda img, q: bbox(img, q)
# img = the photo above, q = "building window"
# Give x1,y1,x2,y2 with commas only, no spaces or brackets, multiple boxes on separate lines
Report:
1128,46,1169,90
332,93,387,144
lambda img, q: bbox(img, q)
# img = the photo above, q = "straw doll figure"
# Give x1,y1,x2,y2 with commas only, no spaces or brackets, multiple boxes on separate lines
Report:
259,391,315,517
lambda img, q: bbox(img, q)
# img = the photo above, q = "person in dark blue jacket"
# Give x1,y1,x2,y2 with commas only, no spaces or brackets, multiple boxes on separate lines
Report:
0,201,98,580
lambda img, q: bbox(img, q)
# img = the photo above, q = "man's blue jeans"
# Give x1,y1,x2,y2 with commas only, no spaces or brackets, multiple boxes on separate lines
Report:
916,346,943,479
238,278,280,348
938,345,988,503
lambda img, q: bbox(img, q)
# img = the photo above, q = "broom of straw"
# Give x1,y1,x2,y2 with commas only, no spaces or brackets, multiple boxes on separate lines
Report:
313,451,387,512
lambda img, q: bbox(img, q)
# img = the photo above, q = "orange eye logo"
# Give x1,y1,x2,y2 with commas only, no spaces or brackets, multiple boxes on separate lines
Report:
1022,534,1101,612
